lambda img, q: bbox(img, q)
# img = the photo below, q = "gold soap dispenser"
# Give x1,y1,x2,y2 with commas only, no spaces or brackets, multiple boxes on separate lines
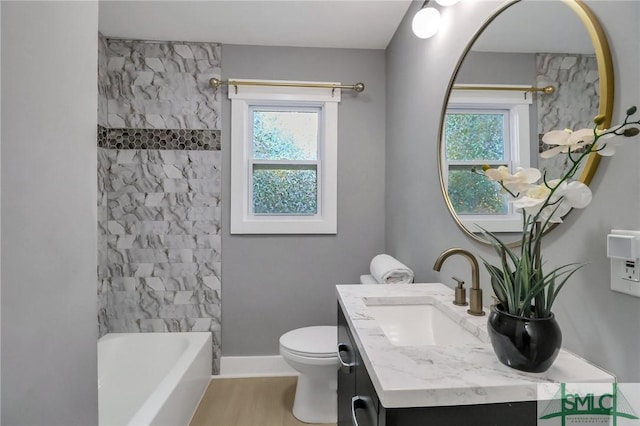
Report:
452,276,468,306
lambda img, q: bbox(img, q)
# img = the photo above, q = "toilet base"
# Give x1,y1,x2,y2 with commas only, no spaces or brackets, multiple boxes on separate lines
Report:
292,373,337,424
279,326,339,424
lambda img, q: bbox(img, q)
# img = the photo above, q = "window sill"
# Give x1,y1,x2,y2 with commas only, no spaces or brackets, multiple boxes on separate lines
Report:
460,216,523,234
230,216,337,235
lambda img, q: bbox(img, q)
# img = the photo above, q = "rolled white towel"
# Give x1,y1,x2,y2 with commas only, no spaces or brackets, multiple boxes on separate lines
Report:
370,254,414,284
359,274,379,284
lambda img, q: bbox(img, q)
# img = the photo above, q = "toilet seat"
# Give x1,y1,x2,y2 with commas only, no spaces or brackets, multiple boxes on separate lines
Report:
279,326,337,358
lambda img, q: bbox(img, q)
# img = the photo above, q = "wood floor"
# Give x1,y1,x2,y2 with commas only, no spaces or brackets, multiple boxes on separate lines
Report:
190,376,337,426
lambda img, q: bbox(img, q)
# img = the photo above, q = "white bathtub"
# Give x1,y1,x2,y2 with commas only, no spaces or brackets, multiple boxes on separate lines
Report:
98,332,212,426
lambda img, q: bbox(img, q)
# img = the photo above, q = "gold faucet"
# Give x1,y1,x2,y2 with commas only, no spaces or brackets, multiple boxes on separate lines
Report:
433,248,485,316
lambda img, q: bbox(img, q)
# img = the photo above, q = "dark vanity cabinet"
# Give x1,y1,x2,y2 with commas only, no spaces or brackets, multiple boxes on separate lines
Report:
338,306,378,426
337,304,538,426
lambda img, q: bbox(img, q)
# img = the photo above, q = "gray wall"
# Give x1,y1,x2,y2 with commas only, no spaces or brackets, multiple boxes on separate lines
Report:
1,2,99,424
0,2,3,421
221,45,386,355
456,51,536,85
386,0,640,380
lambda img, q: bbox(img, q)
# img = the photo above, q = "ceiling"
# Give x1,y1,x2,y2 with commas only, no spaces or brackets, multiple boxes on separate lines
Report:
473,1,594,54
99,1,596,53
98,1,414,49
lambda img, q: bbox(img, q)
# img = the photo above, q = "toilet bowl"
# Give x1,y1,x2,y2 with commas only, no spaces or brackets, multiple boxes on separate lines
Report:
279,326,338,423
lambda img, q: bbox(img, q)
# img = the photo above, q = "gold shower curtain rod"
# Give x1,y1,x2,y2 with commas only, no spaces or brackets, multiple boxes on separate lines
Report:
209,78,365,94
453,84,556,95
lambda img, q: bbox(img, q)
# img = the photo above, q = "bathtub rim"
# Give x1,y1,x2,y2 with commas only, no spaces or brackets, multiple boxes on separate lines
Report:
98,332,213,426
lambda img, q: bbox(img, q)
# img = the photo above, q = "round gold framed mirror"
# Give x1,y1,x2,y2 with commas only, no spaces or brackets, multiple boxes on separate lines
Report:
437,0,614,246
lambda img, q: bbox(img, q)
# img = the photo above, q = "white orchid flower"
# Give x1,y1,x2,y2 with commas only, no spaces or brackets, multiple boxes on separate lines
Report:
540,128,596,159
512,180,592,223
595,131,626,156
481,106,639,322
484,166,541,193
512,185,549,216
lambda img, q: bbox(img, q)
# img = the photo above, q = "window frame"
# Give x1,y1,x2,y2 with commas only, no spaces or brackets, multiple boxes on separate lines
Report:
444,87,533,233
229,79,340,234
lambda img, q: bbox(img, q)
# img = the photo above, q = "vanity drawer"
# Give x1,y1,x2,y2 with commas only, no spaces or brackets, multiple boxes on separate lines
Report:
338,304,380,426
338,306,357,425
353,349,379,426
378,400,538,426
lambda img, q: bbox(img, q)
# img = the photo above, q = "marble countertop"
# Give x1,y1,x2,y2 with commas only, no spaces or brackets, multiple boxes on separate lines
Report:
336,283,615,409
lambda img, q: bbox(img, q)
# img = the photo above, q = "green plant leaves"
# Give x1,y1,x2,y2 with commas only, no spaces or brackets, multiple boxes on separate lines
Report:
478,219,585,319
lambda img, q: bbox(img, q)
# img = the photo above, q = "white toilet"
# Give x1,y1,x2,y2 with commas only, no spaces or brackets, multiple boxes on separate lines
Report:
280,276,374,423
279,325,338,424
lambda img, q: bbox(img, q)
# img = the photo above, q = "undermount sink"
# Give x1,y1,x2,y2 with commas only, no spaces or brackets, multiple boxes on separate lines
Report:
364,301,484,346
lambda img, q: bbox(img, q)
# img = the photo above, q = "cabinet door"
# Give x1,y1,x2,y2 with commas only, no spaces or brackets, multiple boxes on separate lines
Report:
351,394,377,426
379,400,538,426
353,349,379,426
338,306,357,426
338,304,379,426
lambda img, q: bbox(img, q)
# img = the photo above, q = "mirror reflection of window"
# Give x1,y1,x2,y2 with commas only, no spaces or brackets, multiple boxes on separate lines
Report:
443,88,532,233
445,109,509,216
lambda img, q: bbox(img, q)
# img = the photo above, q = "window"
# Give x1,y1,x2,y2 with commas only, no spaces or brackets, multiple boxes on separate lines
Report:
251,107,320,215
229,80,340,234
443,88,532,232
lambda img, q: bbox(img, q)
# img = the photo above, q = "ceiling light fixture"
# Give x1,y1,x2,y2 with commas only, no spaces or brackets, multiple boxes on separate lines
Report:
411,1,441,39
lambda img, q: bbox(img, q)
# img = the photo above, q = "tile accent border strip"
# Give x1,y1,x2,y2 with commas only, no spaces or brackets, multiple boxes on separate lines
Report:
97,125,220,151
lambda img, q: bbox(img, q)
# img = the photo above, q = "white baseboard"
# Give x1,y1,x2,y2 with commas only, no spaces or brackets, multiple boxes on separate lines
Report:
216,355,298,378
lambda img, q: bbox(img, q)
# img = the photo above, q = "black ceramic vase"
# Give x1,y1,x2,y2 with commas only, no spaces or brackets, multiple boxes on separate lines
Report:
487,304,562,373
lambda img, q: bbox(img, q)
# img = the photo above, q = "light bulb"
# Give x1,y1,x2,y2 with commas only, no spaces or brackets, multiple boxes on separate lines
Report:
434,0,460,6
412,7,441,39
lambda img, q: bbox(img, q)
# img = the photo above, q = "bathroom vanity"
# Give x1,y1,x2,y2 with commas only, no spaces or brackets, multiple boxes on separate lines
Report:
336,283,615,426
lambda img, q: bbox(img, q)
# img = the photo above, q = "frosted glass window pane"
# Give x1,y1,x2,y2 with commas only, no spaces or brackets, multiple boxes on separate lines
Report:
252,166,317,215
445,113,505,161
448,169,508,215
253,110,319,161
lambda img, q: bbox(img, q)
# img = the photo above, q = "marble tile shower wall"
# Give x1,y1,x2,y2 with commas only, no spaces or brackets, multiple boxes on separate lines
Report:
97,35,223,372
98,33,109,127
105,37,221,129
99,149,222,366
536,53,598,132
536,53,599,178
98,34,109,337
98,147,109,338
